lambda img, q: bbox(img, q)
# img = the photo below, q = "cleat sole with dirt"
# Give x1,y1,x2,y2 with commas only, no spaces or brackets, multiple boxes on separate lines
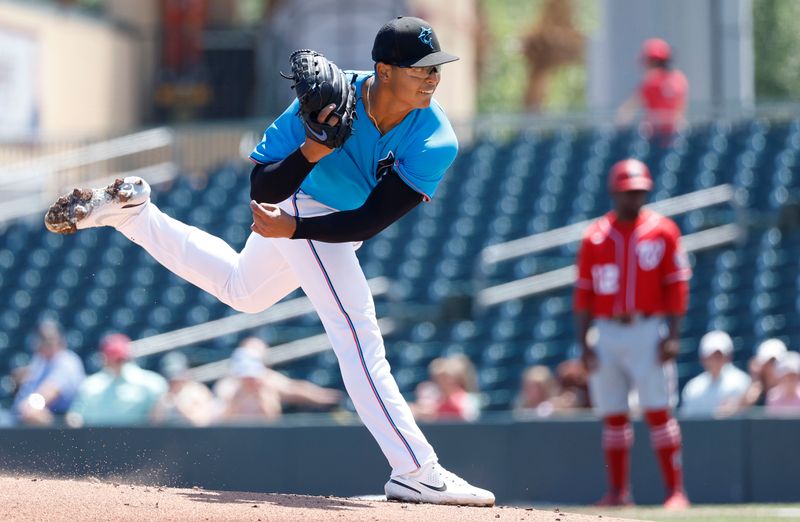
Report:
44,178,136,234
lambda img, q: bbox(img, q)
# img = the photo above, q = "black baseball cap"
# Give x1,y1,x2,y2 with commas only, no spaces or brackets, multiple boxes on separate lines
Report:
372,17,459,68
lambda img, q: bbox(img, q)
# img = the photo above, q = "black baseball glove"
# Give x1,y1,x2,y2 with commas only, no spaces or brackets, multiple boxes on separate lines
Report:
282,49,357,149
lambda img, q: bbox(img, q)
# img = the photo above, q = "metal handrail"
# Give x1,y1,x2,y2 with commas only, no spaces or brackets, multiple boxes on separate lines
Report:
464,101,800,141
475,223,742,308
187,318,397,383
0,128,174,189
131,277,391,358
0,162,179,225
480,184,735,268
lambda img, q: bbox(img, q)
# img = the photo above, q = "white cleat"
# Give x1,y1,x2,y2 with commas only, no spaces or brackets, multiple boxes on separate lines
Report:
385,461,495,507
44,176,151,234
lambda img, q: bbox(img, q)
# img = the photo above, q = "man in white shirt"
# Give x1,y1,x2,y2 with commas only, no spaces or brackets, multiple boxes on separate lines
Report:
680,331,750,418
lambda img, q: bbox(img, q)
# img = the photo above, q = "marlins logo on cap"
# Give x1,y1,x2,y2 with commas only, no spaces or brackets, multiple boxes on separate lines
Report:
372,16,459,67
418,27,434,49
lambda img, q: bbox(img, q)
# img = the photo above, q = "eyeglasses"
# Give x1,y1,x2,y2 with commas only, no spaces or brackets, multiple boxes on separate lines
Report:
397,64,442,79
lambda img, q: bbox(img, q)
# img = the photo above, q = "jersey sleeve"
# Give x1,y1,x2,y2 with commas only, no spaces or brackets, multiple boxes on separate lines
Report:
392,105,458,201
44,353,84,395
673,71,689,108
250,99,306,165
662,220,692,284
146,373,169,407
679,378,700,415
661,219,691,314
638,74,655,107
67,379,92,417
573,235,594,312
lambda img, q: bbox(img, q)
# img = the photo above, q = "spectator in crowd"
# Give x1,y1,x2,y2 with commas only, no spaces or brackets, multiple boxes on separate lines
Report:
6,363,28,399
13,320,85,425
213,337,342,418
151,352,215,426
616,38,688,140
67,334,167,427
411,355,480,422
513,365,557,417
216,348,282,423
766,351,800,416
552,358,592,410
680,331,750,418
740,338,788,410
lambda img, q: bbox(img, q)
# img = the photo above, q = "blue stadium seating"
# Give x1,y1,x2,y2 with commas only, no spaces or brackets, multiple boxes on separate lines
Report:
1,117,799,412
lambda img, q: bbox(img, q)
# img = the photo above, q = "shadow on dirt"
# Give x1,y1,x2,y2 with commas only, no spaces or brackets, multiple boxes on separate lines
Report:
179,489,376,511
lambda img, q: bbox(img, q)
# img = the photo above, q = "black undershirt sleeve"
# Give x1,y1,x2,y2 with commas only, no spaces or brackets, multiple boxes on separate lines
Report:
250,148,315,204
291,170,424,243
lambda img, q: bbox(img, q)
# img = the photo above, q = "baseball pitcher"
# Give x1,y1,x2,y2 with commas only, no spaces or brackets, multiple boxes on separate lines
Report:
44,17,493,506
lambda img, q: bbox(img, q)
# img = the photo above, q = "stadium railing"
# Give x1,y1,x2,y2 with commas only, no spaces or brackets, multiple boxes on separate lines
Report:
475,184,741,308
187,318,397,383
129,276,392,368
0,128,178,224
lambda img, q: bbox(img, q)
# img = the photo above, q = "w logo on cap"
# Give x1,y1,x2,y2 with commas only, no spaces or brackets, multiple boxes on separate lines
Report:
418,27,434,49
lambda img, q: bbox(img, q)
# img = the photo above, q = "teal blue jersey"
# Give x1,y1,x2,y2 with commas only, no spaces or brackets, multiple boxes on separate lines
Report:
250,72,458,211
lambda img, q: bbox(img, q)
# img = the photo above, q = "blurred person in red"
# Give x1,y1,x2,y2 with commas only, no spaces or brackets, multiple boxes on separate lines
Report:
411,355,480,422
67,334,167,427
151,351,215,426
740,338,788,410
766,351,800,416
214,337,342,422
12,320,85,425
513,365,557,417
574,158,691,509
617,38,688,141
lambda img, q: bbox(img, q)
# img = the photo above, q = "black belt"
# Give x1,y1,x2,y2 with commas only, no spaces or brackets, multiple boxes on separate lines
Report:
610,313,653,325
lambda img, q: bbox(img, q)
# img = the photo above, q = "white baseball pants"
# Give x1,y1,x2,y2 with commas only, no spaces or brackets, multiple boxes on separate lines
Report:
118,192,435,475
588,316,678,416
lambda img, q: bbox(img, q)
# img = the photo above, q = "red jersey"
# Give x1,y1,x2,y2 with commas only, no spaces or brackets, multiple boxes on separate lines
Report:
574,209,691,318
436,389,478,421
639,68,688,134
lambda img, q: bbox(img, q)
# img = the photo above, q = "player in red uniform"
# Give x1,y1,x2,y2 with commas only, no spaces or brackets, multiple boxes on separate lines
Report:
574,159,691,510
617,38,688,139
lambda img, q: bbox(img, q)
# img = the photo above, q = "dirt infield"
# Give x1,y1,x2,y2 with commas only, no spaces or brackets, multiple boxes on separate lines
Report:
0,475,642,522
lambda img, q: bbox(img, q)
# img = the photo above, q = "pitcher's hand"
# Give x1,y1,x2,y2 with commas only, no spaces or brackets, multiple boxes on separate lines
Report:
250,201,297,238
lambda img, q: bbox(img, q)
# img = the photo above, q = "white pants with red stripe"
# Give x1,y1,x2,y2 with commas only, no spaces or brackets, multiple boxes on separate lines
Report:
118,192,436,475
588,317,678,415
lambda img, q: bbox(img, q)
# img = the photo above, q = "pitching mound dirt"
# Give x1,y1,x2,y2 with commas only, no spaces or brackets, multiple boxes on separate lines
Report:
0,475,643,522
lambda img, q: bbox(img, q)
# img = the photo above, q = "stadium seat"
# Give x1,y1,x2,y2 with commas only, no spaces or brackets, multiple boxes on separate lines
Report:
2,116,798,412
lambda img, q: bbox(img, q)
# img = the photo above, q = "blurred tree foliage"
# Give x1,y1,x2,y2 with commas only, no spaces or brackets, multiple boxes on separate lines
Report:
57,0,102,11
237,0,268,25
477,0,596,113
752,0,800,100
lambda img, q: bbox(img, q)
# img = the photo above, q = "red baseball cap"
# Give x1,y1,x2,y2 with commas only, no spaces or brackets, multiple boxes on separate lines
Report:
641,38,671,62
609,159,653,192
101,333,132,362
